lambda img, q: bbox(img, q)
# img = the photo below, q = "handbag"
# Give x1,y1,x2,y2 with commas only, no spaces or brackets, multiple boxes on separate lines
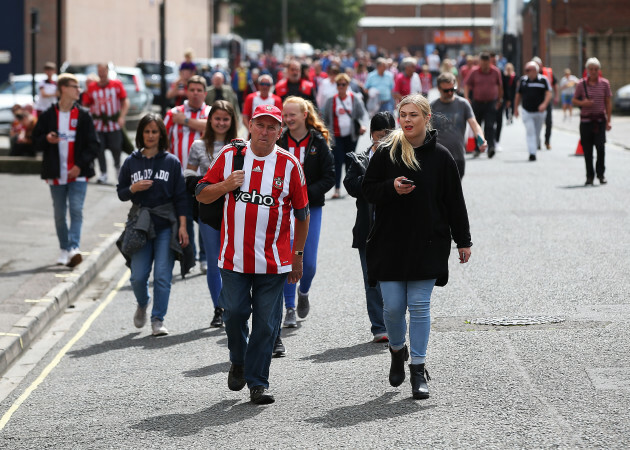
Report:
198,139,246,230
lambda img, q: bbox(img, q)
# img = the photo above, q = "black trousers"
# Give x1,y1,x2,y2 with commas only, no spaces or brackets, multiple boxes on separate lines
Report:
495,102,504,143
544,102,552,145
472,101,497,152
579,121,606,180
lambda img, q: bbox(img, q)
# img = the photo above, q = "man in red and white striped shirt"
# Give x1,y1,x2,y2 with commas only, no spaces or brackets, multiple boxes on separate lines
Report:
197,104,309,405
241,74,282,128
164,75,211,263
83,64,129,184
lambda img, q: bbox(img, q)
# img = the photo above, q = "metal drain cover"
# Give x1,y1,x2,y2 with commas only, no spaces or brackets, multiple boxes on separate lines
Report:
469,316,565,326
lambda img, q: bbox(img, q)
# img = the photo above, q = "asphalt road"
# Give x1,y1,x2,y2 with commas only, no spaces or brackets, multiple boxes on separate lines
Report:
1,117,630,448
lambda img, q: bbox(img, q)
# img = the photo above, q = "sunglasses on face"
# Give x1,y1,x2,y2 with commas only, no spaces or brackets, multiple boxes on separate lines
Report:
441,88,457,93
337,83,348,87
260,82,272,86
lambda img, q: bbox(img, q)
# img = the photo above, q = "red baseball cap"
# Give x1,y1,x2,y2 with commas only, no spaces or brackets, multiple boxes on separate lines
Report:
252,104,282,123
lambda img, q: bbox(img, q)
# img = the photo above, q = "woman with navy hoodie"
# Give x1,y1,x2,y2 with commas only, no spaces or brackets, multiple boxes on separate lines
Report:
117,113,189,336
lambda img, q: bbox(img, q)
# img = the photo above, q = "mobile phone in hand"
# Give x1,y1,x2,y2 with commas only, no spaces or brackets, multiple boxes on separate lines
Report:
400,178,415,186
476,134,485,147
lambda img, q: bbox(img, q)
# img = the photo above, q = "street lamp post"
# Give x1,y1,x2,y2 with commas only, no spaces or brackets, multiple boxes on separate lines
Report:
31,8,39,102
159,0,167,117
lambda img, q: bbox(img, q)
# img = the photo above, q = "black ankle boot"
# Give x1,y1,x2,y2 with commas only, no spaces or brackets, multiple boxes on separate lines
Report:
409,363,430,399
388,345,409,387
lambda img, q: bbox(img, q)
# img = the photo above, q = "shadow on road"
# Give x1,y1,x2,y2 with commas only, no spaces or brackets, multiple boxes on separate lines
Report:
131,399,262,436
558,184,601,189
0,263,63,277
183,361,230,378
304,391,435,428
68,328,215,358
300,341,387,364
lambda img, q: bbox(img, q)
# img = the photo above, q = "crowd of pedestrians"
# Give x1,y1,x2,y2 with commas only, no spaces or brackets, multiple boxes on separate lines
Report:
26,44,614,405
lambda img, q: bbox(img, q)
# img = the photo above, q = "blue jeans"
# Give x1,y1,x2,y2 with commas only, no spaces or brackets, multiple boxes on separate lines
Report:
380,279,436,364
220,269,287,389
283,206,322,308
332,136,357,189
49,181,88,251
198,221,222,307
129,227,175,322
358,247,386,336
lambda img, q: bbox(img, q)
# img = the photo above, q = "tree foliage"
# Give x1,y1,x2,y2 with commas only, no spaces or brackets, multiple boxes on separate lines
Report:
231,0,364,49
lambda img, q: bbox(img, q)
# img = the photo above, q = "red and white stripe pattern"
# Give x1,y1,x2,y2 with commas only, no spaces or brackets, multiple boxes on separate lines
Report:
48,106,86,185
243,92,283,118
201,142,308,274
164,101,211,168
286,132,310,166
84,79,127,132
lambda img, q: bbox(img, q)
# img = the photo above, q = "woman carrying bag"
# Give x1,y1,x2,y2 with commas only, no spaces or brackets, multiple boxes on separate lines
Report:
186,100,239,328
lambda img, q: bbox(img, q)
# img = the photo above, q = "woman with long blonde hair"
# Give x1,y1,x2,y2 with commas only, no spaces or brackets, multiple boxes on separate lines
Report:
271,96,335,356
362,94,472,399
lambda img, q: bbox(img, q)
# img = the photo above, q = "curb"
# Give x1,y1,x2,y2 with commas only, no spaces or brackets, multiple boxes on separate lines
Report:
0,232,120,375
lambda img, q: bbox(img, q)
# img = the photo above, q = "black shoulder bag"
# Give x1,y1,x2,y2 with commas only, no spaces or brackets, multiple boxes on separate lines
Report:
198,139,246,230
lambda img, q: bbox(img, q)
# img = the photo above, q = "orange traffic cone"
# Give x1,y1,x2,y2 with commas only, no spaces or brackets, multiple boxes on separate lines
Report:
575,140,583,156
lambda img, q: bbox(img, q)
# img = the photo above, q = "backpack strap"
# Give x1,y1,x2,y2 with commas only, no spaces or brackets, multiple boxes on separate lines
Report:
230,138,246,171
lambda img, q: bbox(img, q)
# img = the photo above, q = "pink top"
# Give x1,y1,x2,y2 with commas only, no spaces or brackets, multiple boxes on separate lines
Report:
465,66,503,102
573,77,611,122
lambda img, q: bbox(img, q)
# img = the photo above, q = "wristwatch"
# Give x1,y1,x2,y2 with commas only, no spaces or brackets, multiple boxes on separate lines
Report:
293,250,304,256
184,117,189,126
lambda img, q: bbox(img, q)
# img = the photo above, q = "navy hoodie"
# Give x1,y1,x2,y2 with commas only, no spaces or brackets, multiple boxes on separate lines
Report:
117,150,188,229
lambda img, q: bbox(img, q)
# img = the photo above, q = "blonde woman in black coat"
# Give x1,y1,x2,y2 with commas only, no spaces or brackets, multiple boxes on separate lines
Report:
362,94,472,399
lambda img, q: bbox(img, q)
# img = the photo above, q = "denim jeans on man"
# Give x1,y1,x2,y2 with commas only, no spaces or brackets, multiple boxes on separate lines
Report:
380,279,436,364
220,268,287,389
358,247,386,336
49,181,88,251
521,110,546,156
198,221,222,307
130,227,175,322
283,206,322,308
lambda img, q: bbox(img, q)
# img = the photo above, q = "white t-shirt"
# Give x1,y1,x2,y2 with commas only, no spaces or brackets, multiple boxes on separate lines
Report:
35,80,57,112
334,94,353,137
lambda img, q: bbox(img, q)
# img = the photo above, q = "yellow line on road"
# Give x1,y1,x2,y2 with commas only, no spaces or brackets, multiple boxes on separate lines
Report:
0,269,130,431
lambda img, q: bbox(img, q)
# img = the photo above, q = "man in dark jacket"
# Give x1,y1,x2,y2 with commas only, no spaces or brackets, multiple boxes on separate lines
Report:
33,73,100,267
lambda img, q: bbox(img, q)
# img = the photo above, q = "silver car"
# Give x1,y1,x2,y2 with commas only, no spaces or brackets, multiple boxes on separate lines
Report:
113,66,154,128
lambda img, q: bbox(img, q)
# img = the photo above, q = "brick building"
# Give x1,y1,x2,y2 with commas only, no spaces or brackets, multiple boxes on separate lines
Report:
0,0,225,82
356,0,494,57
521,0,630,92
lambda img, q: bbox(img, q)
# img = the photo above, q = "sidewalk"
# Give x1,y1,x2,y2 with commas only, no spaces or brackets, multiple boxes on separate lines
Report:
0,172,128,374
551,108,630,150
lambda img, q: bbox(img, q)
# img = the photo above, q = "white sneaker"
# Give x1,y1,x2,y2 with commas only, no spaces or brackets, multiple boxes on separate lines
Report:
151,320,169,336
134,305,148,328
495,143,502,152
200,260,207,274
97,173,108,184
66,248,83,268
56,249,69,265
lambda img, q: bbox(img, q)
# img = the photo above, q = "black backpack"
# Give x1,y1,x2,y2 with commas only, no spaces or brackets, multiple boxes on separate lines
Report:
198,138,246,230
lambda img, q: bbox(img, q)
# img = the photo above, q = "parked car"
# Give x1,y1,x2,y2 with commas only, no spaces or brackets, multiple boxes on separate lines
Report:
60,62,153,129
613,83,630,113
113,66,154,129
135,60,177,106
0,74,40,135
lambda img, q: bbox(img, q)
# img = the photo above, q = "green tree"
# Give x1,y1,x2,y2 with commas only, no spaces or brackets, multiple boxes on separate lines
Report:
232,0,364,49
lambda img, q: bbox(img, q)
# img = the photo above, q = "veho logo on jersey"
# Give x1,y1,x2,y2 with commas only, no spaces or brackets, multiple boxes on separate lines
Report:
234,189,275,207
